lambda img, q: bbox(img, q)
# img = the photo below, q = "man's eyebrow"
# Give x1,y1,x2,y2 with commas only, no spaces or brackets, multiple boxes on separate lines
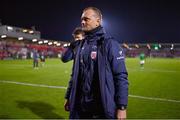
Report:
81,17,90,20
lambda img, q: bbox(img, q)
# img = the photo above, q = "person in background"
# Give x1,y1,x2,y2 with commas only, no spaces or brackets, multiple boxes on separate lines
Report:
40,51,45,67
139,52,145,69
61,27,85,63
33,49,39,69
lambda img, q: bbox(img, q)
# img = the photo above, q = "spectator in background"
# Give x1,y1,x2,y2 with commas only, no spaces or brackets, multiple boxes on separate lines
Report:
139,52,145,69
40,51,46,67
33,49,39,69
61,27,85,63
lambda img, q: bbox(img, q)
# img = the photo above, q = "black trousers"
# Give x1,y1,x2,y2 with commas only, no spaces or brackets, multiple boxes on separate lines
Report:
77,110,105,119
33,59,38,67
74,100,106,119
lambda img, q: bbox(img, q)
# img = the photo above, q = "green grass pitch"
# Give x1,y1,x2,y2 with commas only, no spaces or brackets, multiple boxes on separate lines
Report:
0,58,180,119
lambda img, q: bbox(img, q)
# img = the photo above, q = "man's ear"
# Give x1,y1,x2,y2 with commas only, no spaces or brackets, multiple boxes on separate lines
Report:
97,18,101,25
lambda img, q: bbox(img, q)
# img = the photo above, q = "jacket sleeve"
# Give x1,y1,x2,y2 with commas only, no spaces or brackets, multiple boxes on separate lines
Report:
65,60,75,99
61,40,80,62
107,39,129,107
64,41,80,98
65,73,73,99
61,47,74,63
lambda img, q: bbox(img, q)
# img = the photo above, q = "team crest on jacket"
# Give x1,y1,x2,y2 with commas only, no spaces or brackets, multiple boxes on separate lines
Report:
91,51,97,59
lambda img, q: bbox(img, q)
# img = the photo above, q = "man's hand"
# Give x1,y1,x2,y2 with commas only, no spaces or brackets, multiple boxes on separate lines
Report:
64,99,70,111
117,109,126,119
69,40,79,49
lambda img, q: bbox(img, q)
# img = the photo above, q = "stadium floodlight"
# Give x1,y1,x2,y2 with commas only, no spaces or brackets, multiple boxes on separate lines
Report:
155,47,158,50
153,44,159,50
29,30,34,34
159,44,161,48
23,29,28,33
147,44,151,49
171,44,174,50
1,35,7,38
63,44,68,47
56,43,61,46
123,43,129,49
44,40,48,43
32,39,37,42
38,41,43,44
135,44,139,48
53,41,58,44
48,42,53,45
18,37,23,40
7,26,13,31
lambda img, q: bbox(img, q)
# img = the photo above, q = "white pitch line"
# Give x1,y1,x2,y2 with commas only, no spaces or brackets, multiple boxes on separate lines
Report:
1,80,180,103
129,95,180,103
128,67,179,73
0,80,67,89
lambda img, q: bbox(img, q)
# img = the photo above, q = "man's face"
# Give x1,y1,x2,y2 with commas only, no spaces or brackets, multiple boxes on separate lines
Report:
74,34,84,41
81,9,100,32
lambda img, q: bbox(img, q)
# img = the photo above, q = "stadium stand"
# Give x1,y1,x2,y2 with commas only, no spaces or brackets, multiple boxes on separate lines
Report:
0,25,67,60
0,24,180,59
122,43,180,58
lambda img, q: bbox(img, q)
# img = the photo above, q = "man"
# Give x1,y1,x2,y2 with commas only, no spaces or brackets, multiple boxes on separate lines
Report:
40,51,45,67
64,7,129,119
139,52,145,69
32,49,39,69
61,27,85,62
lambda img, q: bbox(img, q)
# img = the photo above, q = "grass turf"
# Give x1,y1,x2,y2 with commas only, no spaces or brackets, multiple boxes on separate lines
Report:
0,58,180,118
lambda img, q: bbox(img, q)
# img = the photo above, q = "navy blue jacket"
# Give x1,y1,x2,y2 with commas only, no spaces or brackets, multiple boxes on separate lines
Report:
64,27,128,118
61,40,80,63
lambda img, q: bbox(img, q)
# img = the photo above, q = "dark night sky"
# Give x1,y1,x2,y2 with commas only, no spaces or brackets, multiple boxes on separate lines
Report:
1,0,180,43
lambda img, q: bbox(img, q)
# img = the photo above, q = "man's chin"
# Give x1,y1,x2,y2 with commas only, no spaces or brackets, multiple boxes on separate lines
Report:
82,27,90,32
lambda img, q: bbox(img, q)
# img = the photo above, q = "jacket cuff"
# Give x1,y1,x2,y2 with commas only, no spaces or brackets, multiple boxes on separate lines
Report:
116,104,127,110
64,92,70,99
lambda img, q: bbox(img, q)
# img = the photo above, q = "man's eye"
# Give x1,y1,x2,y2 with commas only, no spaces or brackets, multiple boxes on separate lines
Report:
82,18,89,21
84,18,88,21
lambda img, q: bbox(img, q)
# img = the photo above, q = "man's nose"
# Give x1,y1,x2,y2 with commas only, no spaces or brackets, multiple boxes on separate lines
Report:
81,20,85,26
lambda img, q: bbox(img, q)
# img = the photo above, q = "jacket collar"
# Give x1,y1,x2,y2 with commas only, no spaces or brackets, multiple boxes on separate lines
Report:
85,26,106,42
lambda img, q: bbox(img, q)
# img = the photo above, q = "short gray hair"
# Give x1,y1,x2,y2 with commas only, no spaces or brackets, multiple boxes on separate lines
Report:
83,7,102,20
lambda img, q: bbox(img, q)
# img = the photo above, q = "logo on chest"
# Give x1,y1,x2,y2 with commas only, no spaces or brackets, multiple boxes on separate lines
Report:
91,51,97,60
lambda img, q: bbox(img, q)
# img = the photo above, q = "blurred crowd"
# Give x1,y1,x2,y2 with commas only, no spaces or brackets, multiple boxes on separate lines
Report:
124,46,180,58
0,40,180,60
0,40,64,60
